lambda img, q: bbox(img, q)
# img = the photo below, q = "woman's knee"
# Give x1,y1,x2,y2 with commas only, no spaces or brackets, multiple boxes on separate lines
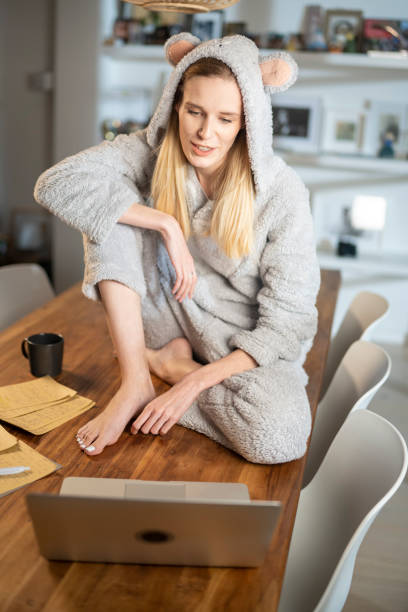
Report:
204,365,311,464
83,225,148,301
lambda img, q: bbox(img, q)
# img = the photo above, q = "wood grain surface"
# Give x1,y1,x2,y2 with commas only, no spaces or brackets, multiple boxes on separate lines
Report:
0,269,340,612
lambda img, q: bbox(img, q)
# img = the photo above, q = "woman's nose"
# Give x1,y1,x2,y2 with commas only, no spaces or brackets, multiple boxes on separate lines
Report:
198,117,213,139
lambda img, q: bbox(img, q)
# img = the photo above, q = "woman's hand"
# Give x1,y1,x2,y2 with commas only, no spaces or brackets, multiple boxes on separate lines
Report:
160,216,197,302
131,376,200,436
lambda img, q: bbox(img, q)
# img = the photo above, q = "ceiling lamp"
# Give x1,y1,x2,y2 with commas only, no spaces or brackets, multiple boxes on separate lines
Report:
123,0,240,14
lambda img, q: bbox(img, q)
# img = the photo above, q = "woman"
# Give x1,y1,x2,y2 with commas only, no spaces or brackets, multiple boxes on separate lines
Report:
34,33,320,463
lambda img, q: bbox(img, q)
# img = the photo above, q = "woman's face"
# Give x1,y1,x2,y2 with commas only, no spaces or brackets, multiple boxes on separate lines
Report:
176,75,244,179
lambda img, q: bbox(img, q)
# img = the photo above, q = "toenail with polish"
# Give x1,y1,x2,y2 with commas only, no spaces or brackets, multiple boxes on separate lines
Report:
85,445,95,452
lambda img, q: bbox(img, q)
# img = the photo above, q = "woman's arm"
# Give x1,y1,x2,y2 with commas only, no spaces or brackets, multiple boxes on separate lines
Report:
34,131,155,243
131,348,257,436
229,169,321,368
35,131,197,301
119,203,197,301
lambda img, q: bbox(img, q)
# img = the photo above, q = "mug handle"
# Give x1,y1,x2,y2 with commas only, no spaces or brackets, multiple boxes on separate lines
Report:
21,339,29,359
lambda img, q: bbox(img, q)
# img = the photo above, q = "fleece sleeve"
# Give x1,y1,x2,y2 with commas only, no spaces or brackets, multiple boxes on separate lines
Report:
33,130,155,244
228,177,321,368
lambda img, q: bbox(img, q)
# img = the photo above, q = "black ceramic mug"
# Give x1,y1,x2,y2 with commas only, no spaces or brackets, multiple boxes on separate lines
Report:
21,333,64,377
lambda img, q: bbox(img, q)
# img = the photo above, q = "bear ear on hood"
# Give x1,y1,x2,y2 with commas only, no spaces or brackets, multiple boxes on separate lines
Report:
164,32,202,67
259,51,298,94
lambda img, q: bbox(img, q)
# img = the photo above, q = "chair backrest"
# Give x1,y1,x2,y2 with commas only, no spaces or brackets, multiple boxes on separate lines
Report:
278,410,407,612
320,291,389,400
0,263,55,330
302,340,391,488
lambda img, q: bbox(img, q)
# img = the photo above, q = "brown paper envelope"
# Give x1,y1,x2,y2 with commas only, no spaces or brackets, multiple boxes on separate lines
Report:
0,377,76,410
0,440,60,497
0,394,78,418
0,424,17,452
4,396,95,435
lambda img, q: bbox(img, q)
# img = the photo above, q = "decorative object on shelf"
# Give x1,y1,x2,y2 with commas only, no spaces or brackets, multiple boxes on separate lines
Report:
223,22,246,36
362,100,408,159
122,0,240,13
337,195,387,258
110,4,185,46
337,207,359,257
302,5,327,51
101,118,148,141
272,95,322,154
351,195,387,233
191,9,224,40
324,9,363,53
321,108,364,155
362,19,408,53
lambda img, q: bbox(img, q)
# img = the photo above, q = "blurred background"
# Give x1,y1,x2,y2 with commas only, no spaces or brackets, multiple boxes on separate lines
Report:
1,3,408,609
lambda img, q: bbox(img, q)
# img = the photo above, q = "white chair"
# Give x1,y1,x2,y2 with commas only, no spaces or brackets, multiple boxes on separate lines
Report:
320,291,389,400
278,410,407,612
0,263,55,330
303,340,391,489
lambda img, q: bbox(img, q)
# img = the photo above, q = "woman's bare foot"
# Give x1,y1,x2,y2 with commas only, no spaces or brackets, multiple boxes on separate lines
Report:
76,380,155,456
146,337,202,385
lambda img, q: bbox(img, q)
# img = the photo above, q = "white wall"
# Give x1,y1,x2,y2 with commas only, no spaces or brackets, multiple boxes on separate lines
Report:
52,0,101,293
0,2,5,233
1,0,53,230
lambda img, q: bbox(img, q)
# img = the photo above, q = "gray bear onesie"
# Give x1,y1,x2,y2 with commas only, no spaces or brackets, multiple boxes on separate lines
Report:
34,32,321,464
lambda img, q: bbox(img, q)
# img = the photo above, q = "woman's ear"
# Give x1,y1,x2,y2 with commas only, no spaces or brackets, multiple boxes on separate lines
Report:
259,52,298,94
164,32,201,67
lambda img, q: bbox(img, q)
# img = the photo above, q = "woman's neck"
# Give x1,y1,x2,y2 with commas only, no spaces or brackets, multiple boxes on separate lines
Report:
194,168,215,200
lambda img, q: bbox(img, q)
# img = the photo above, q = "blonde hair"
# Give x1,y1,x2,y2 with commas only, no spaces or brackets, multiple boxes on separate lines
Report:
151,58,255,259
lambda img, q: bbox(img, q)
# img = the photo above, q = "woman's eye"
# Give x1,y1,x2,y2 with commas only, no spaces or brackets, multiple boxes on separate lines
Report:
221,118,232,123
188,110,200,116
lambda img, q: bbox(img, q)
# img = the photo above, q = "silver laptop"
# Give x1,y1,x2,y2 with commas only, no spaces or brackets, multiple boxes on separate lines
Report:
26,477,281,567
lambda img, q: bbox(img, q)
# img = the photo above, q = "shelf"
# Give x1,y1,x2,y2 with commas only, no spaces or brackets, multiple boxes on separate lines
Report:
288,51,408,71
280,152,408,175
101,44,168,62
318,251,408,277
101,44,408,73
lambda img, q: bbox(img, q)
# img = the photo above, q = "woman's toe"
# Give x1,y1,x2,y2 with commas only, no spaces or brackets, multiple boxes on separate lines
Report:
84,439,104,456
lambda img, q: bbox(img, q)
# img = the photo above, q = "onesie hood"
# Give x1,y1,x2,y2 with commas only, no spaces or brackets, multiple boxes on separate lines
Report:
146,32,298,201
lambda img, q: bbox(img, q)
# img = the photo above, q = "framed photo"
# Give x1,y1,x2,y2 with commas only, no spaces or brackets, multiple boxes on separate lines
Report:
272,96,322,153
191,10,224,41
362,19,401,52
321,108,364,155
362,101,408,158
325,10,363,53
11,209,51,252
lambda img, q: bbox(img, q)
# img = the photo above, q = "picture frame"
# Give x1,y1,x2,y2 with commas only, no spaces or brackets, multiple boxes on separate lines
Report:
362,19,402,52
325,9,363,53
11,209,51,252
321,108,364,155
272,96,322,154
362,100,408,159
191,10,224,41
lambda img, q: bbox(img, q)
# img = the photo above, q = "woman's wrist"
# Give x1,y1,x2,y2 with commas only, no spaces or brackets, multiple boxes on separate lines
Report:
119,202,175,234
158,213,179,239
182,349,258,394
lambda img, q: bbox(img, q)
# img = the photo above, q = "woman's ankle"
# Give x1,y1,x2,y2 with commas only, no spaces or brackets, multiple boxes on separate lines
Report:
120,373,154,394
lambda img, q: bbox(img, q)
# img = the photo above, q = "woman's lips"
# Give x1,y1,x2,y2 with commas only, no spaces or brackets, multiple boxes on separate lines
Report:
191,142,215,156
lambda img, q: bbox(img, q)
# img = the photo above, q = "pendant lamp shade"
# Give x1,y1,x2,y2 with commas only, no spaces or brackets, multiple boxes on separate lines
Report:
123,0,240,13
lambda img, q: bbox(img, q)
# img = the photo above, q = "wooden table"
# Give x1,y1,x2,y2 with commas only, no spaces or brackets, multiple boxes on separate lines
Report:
0,269,340,612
